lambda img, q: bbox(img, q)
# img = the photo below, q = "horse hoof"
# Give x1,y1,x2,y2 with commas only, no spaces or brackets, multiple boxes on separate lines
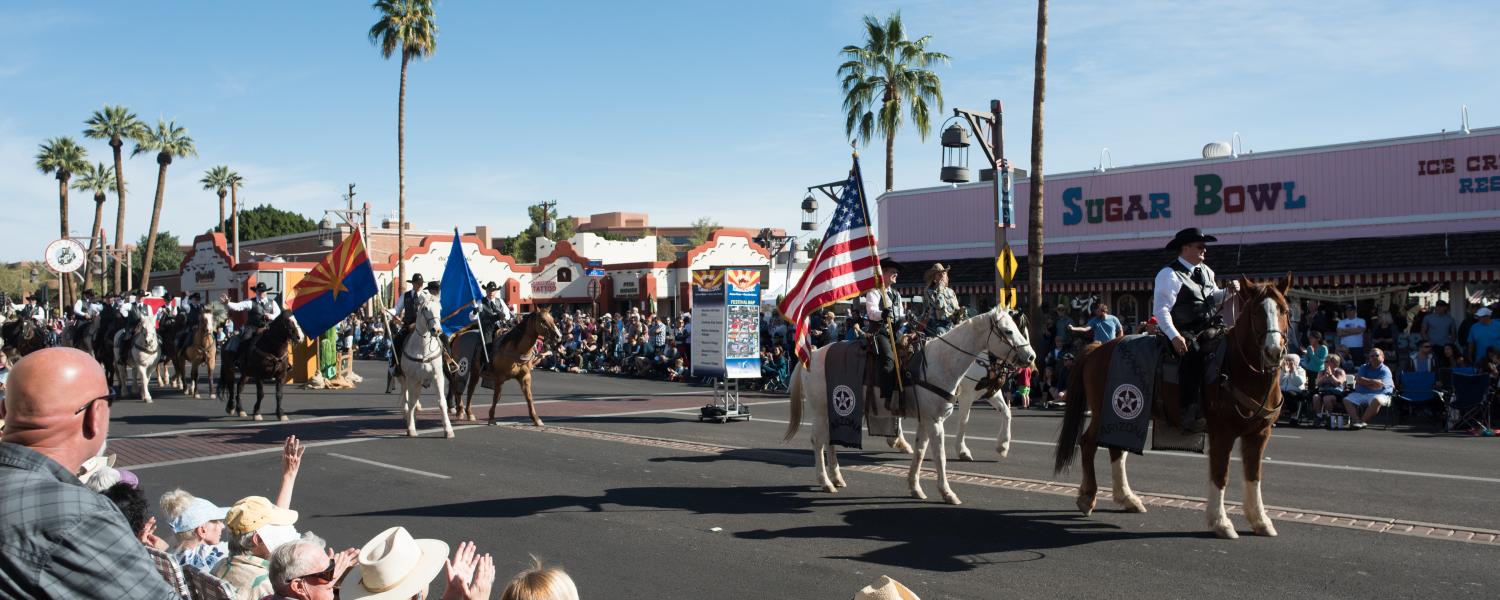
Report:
253,414,263,421
996,446,1010,460
821,483,839,494
1116,495,1148,513
487,419,499,426
910,489,927,500
957,450,974,462
406,429,418,438
531,419,544,427
279,415,289,422
1077,496,1096,516
942,492,962,505
833,477,847,488
444,430,455,439
1212,523,1240,540
1252,522,1279,537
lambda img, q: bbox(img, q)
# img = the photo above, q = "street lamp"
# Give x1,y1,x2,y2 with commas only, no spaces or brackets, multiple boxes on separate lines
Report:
940,100,1014,309
940,122,971,184
800,193,818,231
319,216,337,248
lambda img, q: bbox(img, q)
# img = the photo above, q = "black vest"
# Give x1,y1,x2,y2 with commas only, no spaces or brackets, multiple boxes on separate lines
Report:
1167,261,1215,335
401,291,422,327
245,298,270,329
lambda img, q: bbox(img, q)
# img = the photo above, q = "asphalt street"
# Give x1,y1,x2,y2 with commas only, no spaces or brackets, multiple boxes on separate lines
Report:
108,361,1499,599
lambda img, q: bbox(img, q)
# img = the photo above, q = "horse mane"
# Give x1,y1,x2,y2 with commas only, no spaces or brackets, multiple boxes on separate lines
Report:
495,312,536,350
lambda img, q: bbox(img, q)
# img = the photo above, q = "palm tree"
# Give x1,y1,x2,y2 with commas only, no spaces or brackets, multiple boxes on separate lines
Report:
1026,0,1049,340
36,137,90,305
369,0,437,296
839,11,948,192
73,162,119,292
84,105,147,293
132,120,197,291
227,170,244,261
201,165,232,234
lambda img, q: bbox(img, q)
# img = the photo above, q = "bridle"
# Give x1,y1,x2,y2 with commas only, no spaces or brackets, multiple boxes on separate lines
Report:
1224,287,1287,420
403,299,444,363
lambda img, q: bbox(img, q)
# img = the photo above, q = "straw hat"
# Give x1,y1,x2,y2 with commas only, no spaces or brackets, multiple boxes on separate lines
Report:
924,263,950,286
852,575,920,600
340,527,449,600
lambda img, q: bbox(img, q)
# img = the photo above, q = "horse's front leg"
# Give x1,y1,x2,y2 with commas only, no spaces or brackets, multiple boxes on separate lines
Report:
1108,449,1147,512
929,413,960,505
1240,427,1277,536
520,372,543,427
907,416,931,500
1206,430,1238,539
954,390,976,461
403,379,419,437
252,378,266,421
274,377,287,421
991,390,1013,459
435,369,454,438
137,363,152,403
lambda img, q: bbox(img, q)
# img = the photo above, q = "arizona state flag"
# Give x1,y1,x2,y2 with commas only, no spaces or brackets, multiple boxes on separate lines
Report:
289,229,379,337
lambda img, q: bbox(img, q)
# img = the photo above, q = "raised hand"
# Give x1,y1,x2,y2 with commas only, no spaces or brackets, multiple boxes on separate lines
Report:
441,541,480,600
138,516,168,551
330,547,359,585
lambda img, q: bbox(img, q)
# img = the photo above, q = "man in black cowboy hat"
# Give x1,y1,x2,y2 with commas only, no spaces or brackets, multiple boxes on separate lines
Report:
221,282,281,354
476,281,512,336
863,257,906,402
69,289,101,347
1154,227,1241,432
175,292,205,350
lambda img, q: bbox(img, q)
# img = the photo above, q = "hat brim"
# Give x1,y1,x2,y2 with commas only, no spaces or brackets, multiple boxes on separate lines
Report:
339,538,449,600
1165,233,1219,250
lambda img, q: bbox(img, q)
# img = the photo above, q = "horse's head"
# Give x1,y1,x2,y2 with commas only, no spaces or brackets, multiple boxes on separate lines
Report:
198,310,215,332
986,305,1037,367
411,295,441,338
533,306,563,345
1235,274,1292,368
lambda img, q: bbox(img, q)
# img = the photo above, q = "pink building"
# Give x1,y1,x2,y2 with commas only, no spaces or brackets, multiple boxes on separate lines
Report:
878,126,1500,325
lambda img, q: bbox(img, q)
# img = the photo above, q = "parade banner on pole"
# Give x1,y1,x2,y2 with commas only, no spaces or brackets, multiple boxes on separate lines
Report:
690,268,762,379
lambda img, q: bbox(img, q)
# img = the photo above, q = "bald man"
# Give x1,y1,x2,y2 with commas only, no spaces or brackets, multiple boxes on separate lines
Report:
0,348,177,599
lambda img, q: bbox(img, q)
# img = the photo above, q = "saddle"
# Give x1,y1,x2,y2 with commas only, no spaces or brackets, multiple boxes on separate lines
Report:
860,332,955,417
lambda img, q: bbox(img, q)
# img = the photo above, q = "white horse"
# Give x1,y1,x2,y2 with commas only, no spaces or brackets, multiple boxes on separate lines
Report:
398,294,454,438
784,305,1036,504
113,313,161,402
951,354,1016,461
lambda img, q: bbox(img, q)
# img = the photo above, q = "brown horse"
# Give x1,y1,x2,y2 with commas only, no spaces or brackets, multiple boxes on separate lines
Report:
181,310,217,398
454,309,561,426
1054,275,1291,539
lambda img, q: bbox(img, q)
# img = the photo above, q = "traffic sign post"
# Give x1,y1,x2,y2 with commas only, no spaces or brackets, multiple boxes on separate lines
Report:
995,246,1018,309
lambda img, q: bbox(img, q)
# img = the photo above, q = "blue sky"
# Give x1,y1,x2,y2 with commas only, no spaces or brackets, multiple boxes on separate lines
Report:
3,0,1496,261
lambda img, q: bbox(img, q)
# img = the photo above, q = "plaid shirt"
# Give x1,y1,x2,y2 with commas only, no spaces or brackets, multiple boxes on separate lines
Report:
0,442,178,599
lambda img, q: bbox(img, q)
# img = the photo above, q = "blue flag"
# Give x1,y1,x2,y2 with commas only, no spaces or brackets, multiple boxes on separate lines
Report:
439,229,483,335
289,230,378,337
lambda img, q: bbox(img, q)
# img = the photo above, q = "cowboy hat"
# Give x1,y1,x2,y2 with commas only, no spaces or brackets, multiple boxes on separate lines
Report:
424,281,441,293
878,257,901,273
1164,227,1218,251
482,281,501,292
852,575,920,600
340,527,449,600
408,273,425,284
252,282,271,293
924,263,950,286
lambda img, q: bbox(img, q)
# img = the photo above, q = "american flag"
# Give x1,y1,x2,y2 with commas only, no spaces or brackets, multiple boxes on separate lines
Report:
778,156,881,365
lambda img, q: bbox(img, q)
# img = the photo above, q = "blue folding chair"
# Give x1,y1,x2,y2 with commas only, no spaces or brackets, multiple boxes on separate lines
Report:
1446,372,1493,432
1388,370,1444,429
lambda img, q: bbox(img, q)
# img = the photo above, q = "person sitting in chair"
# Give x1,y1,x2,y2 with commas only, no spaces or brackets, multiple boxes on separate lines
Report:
1153,228,1240,432
221,283,280,356
1343,347,1394,429
863,258,905,403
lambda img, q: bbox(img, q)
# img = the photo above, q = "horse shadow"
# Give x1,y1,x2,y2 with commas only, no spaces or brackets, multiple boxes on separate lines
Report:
650,447,897,471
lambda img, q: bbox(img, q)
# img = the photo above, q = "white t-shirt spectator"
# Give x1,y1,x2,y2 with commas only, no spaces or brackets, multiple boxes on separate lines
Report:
1337,316,1366,349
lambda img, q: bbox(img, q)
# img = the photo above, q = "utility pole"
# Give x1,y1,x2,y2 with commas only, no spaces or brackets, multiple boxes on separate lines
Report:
346,183,356,212
539,199,558,237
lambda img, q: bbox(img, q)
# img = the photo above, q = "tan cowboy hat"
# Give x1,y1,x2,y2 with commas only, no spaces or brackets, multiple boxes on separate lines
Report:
340,526,449,600
852,576,920,600
924,263,950,286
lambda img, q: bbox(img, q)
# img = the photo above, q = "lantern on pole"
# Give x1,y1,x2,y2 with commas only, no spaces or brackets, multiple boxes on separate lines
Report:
940,121,972,184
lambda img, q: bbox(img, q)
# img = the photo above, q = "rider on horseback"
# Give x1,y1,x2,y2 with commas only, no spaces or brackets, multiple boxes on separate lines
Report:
1154,228,1240,433
864,258,905,403
70,289,101,347
477,281,513,338
175,292,204,350
919,263,961,337
388,273,426,373
221,283,280,358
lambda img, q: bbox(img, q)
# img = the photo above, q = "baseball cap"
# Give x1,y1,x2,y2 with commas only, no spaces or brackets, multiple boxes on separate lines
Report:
1479,307,1494,317
225,496,299,535
170,497,230,533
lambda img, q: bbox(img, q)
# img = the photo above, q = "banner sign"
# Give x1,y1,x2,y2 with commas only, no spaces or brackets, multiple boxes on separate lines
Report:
690,267,763,379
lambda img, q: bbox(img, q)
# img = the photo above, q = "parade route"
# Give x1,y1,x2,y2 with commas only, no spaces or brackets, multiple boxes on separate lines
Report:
107,362,1500,599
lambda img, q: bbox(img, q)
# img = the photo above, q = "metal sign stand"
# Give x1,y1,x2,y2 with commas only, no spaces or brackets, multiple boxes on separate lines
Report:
700,377,751,423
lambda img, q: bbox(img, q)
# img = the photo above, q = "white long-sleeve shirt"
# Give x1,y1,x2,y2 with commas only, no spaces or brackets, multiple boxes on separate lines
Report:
72,299,102,319
1152,258,1229,341
863,288,904,322
225,296,281,320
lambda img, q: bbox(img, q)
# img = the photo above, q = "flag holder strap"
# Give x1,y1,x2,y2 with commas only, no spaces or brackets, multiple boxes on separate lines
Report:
699,377,751,424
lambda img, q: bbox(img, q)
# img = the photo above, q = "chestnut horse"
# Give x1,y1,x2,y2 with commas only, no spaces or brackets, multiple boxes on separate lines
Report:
1054,276,1290,539
181,310,217,398
454,309,561,426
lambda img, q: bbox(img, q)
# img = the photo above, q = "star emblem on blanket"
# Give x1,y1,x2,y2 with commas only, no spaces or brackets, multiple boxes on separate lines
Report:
832,384,857,417
1111,384,1144,420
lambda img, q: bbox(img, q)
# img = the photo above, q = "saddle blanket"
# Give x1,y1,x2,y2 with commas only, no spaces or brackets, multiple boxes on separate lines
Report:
822,342,866,449
1097,334,1164,455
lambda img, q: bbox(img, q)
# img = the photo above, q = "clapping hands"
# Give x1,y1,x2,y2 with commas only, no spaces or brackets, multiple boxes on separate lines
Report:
441,541,496,600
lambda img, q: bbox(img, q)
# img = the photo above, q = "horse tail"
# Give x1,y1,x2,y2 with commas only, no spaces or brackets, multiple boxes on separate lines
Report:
783,361,805,442
1054,343,1097,474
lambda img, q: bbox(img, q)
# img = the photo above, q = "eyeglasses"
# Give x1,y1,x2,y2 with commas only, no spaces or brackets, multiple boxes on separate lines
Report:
73,393,116,416
289,558,336,584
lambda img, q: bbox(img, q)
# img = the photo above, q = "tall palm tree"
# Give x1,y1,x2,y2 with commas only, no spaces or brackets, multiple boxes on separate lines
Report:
227,170,244,261
839,11,948,192
84,105,147,293
369,0,437,296
1026,0,1049,340
201,165,232,234
73,162,119,292
132,120,197,291
36,137,90,305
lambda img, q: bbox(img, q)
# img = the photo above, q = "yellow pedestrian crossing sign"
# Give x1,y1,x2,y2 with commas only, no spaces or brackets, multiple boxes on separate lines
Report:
998,286,1018,309
996,246,1018,283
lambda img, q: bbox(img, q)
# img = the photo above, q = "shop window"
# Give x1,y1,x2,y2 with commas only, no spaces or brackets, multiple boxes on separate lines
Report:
557,268,573,283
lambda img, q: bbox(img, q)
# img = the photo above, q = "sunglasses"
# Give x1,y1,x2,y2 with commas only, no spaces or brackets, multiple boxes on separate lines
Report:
73,393,116,416
289,558,336,584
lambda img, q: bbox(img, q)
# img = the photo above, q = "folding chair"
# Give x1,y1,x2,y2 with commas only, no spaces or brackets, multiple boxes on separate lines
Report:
1388,370,1444,429
1445,372,1493,433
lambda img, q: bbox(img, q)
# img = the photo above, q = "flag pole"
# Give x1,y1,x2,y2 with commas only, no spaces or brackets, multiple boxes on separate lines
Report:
849,150,903,393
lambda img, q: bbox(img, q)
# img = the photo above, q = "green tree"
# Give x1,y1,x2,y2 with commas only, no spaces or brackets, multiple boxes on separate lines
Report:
225,204,319,242
505,230,535,262
1027,0,1049,339
506,203,573,262
201,165,232,235
132,120,197,290
686,217,718,248
804,237,821,256
839,11,949,192
369,0,438,293
36,136,90,305
72,162,119,291
131,231,184,287
656,237,678,261
84,105,147,292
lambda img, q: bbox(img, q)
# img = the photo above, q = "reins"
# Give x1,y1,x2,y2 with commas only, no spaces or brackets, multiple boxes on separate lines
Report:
1220,289,1286,421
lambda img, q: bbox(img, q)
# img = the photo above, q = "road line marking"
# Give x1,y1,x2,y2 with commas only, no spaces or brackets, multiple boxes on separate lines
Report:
743,416,1500,485
122,414,363,438
123,423,488,471
328,453,450,479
